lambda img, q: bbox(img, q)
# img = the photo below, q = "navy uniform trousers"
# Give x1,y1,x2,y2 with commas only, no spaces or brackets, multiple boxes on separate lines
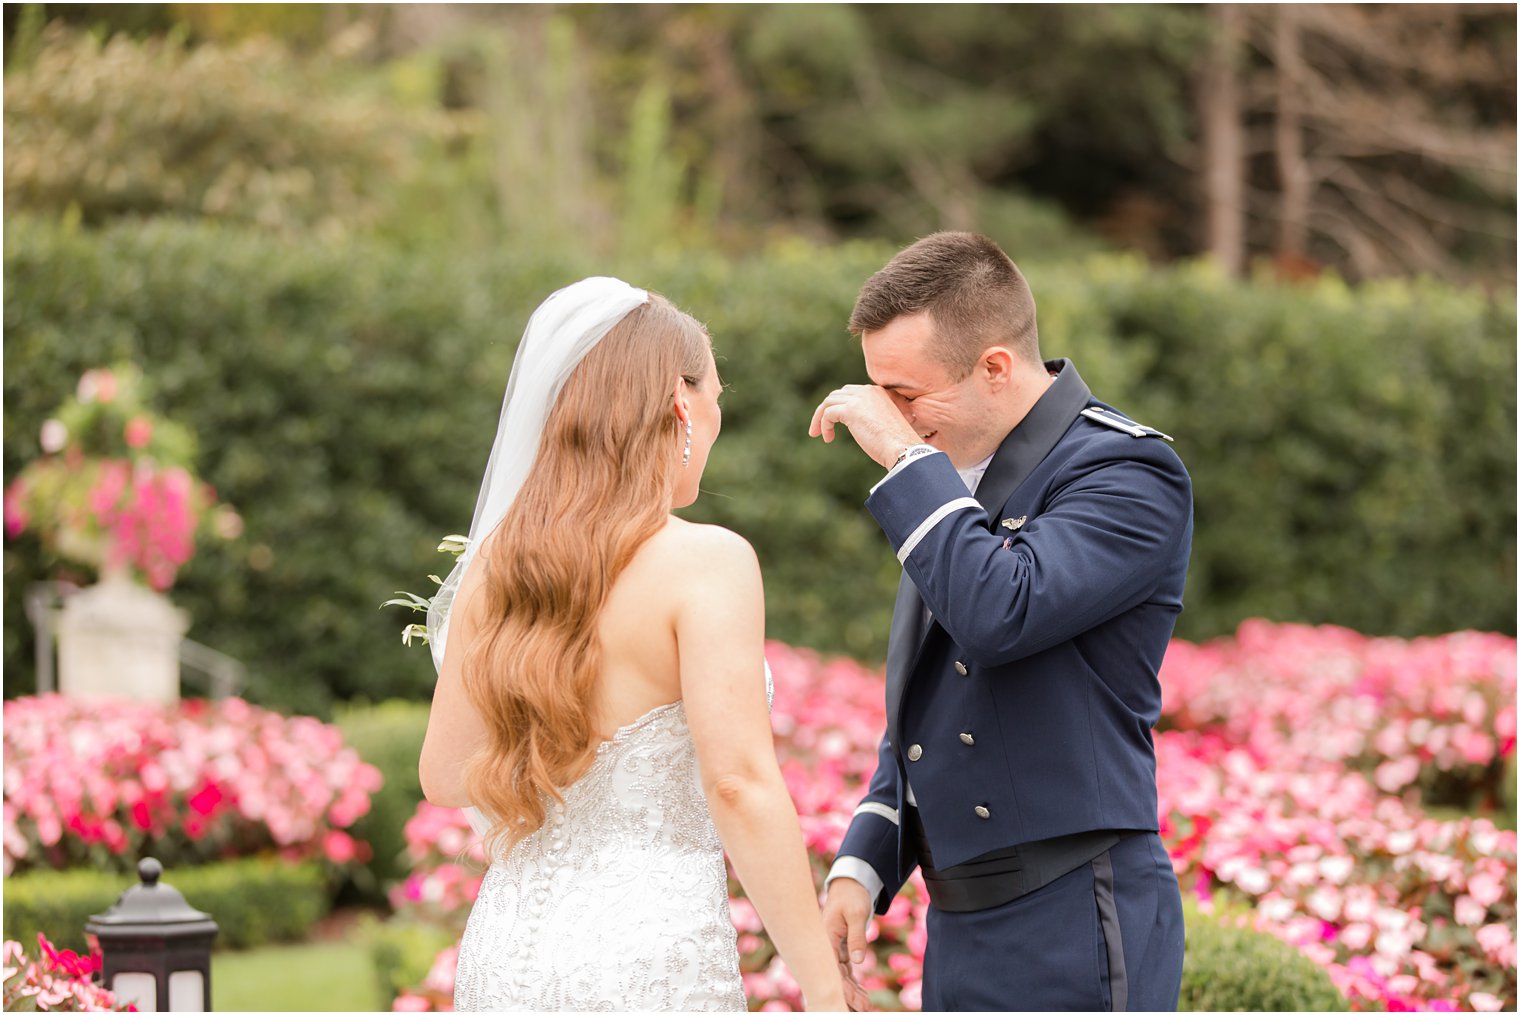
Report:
920,831,1184,1011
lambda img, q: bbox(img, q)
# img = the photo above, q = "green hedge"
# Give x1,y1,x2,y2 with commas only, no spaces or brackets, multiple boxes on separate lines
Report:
362,916,459,1009
3,857,328,953
4,217,1513,710
3,214,578,713
336,699,431,899
1180,900,1345,1011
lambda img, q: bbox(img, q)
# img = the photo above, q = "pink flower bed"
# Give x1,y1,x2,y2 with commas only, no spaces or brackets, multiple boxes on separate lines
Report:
388,627,1516,1012
1160,621,1516,801
2,934,132,1011
3,695,382,875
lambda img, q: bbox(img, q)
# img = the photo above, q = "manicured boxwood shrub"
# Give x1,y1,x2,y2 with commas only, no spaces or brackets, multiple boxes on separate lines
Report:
336,699,431,899
1180,900,1347,1011
4,217,1513,710
362,915,459,1009
3,857,328,953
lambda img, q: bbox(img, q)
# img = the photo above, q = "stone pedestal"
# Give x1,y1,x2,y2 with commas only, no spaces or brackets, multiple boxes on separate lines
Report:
58,570,188,703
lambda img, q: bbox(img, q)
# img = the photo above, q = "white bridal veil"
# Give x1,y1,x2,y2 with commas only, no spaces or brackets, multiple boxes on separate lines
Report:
425,276,650,673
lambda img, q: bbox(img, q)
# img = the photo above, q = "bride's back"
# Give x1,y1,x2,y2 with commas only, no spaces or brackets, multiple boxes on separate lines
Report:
591,515,706,741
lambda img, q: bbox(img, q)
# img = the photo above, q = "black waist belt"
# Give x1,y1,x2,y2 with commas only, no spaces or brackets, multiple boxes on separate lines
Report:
906,806,1135,913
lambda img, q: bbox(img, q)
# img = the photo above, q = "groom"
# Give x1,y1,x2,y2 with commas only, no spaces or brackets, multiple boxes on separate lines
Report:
809,232,1192,1011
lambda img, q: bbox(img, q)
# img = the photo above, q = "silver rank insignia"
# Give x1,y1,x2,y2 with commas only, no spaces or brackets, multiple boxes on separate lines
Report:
1080,406,1174,442
1001,515,1026,531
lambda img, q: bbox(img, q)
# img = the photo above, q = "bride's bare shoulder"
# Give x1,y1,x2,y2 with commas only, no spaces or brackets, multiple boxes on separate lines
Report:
648,517,760,576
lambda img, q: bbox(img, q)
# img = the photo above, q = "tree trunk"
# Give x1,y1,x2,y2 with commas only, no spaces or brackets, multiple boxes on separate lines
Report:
1200,4,1246,275
1274,6,1311,271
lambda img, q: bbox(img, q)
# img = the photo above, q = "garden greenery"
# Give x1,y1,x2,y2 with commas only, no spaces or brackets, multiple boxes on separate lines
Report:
4,215,1513,712
1179,900,1346,1012
2,857,328,954
335,699,432,900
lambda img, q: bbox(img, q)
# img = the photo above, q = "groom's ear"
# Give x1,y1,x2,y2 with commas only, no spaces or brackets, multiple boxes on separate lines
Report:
980,346,1017,391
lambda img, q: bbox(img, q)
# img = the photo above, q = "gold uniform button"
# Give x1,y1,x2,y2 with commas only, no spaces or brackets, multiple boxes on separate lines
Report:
974,805,991,819
959,732,975,746
954,661,968,675
907,744,923,761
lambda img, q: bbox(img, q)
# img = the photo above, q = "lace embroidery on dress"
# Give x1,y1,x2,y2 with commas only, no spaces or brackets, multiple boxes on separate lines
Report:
452,666,771,1011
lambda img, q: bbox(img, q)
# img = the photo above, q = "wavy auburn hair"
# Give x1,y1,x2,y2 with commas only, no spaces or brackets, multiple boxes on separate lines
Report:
462,293,711,852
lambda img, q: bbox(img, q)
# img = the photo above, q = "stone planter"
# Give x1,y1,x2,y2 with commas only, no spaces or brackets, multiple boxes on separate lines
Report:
57,568,188,703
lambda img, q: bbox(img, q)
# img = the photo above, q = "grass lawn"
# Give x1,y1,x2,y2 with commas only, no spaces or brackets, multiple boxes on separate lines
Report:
213,939,384,1012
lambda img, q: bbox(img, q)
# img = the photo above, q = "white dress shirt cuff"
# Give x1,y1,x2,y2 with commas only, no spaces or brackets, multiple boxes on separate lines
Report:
826,855,886,905
869,445,945,495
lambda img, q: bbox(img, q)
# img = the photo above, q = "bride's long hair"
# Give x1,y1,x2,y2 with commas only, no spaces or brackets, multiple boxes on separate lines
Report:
462,294,711,851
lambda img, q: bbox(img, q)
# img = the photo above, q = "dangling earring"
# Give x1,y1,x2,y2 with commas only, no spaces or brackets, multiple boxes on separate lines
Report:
681,421,693,468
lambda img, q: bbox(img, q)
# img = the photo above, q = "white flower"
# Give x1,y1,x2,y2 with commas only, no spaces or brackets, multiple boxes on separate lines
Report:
1257,895,1295,924
1339,922,1373,950
1374,928,1412,959
38,419,67,453
1306,888,1341,921
1454,895,1485,927
1317,854,1354,884
1234,865,1270,895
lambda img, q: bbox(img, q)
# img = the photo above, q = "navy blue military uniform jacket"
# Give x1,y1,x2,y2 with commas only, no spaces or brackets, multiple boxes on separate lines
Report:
836,358,1193,914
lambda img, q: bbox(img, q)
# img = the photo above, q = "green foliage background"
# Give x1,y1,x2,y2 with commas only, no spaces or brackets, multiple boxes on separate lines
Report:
2,857,329,953
1,20,1514,713
4,215,1513,713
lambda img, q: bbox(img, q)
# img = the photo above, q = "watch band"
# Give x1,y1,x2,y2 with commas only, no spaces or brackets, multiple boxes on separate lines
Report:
892,443,939,470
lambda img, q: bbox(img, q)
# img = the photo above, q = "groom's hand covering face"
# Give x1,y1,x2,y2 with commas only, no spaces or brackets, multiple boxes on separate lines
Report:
808,383,922,469
816,310,1010,470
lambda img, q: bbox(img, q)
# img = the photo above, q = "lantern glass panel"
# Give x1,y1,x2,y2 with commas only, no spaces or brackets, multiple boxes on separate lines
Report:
168,970,205,1012
113,972,158,1013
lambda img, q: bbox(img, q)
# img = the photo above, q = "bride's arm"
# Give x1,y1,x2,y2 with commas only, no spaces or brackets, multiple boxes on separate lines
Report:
675,525,850,1012
419,549,490,808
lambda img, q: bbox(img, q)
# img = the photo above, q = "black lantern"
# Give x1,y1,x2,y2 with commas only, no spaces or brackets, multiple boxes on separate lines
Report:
86,858,218,1012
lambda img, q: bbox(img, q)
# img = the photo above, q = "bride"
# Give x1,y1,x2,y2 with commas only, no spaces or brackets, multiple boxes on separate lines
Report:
418,278,861,1011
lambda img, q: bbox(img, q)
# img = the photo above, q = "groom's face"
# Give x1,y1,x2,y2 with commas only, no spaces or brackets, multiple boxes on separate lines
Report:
861,311,994,469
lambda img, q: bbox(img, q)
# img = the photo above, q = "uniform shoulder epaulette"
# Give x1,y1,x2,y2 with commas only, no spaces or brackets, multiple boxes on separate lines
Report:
1079,406,1174,442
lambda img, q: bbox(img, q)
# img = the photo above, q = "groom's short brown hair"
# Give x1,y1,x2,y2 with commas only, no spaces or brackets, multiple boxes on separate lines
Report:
848,231,1040,378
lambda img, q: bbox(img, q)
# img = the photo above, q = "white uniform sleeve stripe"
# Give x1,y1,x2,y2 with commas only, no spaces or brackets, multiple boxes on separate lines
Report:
853,801,900,826
896,497,983,564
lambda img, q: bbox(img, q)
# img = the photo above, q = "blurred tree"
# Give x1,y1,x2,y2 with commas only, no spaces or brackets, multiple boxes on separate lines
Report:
2,23,447,238
1199,5,1246,275
14,4,1507,281
1213,4,1516,283
1275,4,1516,283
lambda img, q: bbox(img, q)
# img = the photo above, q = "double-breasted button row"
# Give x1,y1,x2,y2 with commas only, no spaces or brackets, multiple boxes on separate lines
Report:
909,733,976,760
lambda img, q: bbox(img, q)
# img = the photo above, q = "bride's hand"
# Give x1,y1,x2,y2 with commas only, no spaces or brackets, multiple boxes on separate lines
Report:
800,964,870,1012
839,962,873,1011
801,986,850,1012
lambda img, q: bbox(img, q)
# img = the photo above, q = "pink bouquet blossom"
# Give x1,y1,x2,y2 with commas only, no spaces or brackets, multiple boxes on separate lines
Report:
3,695,382,875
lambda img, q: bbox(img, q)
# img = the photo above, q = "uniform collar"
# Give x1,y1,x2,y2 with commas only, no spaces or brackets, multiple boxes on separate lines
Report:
971,358,1093,524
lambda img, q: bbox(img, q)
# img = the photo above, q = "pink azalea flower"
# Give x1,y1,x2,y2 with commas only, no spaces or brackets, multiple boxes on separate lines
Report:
123,417,153,449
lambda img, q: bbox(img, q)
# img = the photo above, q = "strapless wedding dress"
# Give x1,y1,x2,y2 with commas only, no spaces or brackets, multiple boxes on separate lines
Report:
452,677,767,1011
